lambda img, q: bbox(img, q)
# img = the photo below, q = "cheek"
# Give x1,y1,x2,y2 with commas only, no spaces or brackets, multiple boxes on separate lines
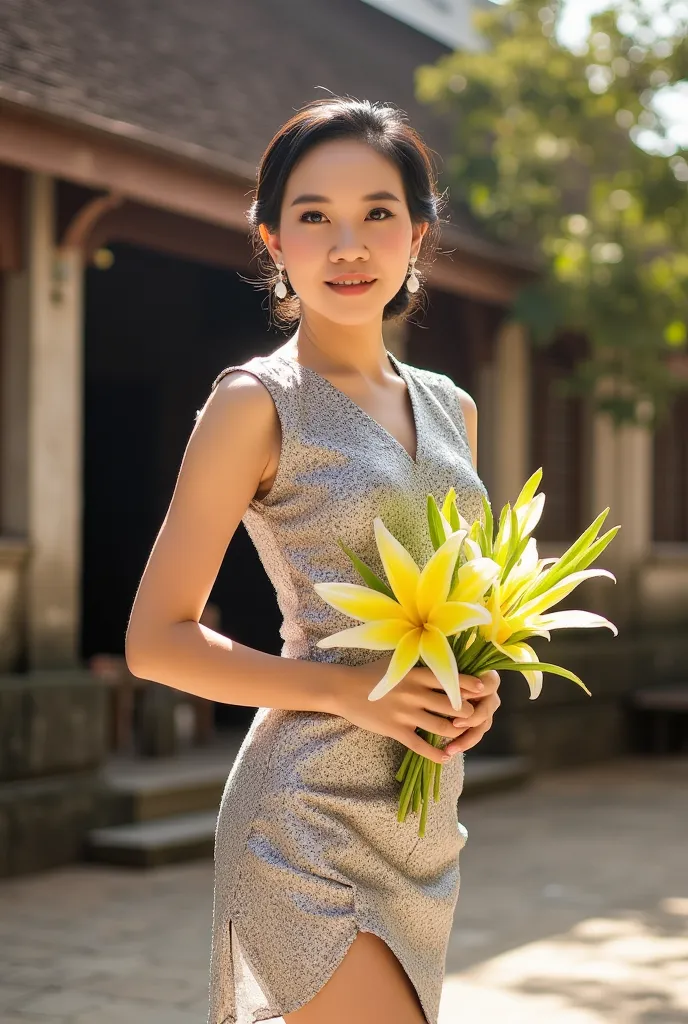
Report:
281,228,322,274
376,223,414,272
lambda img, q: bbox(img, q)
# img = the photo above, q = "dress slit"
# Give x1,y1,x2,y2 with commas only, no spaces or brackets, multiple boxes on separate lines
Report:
216,914,432,1024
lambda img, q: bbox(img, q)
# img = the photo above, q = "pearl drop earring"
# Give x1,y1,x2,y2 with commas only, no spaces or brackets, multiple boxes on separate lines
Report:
274,262,288,299
406,255,420,294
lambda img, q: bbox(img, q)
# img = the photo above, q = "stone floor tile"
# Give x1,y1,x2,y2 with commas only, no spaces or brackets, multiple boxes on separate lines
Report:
16,988,106,1016
0,756,686,1024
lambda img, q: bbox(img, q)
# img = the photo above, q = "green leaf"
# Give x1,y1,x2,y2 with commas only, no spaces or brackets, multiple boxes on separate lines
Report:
513,468,543,510
570,526,621,572
522,508,611,601
481,494,494,553
427,495,445,551
502,532,531,583
504,507,521,571
485,658,592,696
494,501,511,554
336,539,395,599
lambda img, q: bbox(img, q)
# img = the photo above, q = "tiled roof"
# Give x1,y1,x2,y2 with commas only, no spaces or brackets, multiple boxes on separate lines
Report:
0,0,533,267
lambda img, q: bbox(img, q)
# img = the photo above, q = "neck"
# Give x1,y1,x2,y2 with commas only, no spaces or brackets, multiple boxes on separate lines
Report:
286,310,392,381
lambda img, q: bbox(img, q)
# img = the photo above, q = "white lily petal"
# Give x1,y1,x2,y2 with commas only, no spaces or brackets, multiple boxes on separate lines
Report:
373,518,420,622
518,568,617,617
367,627,423,701
502,641,543,699
416,529,466,620
427,601,492,635
315,619,415,650
462,538,483,561
517,493,545,538
419,625,462,710
448,557,501,603
313,582,411,622
532,609,619,636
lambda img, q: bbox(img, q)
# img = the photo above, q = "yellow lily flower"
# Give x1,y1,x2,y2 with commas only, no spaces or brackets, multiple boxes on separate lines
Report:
497,641,544,699
314,517,499,709
478,566,617,696
499,537,558,611
493,493,546,567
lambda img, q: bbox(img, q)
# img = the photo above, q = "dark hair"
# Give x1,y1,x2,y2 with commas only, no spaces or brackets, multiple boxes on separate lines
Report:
246,95,447,325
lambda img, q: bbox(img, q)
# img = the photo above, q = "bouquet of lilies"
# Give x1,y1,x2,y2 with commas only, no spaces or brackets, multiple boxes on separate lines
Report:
313,469,620,837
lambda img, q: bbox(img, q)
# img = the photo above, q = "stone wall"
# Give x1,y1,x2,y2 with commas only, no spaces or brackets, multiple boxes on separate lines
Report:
0,670,107,877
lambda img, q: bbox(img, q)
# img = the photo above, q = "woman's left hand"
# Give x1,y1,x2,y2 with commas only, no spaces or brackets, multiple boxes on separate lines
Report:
445,670,501,755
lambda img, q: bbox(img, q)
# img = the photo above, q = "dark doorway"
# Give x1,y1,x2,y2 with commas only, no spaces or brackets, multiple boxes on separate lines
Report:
82,242,285,726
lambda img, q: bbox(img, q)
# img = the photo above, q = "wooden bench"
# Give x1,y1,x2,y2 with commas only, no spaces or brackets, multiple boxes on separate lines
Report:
628,683,688,754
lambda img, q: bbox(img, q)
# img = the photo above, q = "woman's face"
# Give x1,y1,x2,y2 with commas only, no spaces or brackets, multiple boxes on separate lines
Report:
260,138,429,325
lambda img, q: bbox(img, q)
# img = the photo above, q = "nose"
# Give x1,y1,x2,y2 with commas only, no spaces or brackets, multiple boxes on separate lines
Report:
329,226,369,264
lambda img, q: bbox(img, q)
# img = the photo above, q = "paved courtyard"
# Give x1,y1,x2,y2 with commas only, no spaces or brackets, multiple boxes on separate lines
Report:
0,756,686,1024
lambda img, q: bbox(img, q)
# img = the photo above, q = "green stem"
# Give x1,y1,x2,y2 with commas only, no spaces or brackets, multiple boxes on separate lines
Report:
413,769,422,813
434,761,442,801
419,759,436,837
398,752,418,815
395,746,413,783
398,753,424,821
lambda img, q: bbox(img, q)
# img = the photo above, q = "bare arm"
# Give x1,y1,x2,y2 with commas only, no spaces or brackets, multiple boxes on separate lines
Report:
124,370,343,715
457,388,478,469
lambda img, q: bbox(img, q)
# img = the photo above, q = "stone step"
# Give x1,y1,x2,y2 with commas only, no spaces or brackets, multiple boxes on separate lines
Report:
85,755,531,868
97,734,245,826
85,810,218,867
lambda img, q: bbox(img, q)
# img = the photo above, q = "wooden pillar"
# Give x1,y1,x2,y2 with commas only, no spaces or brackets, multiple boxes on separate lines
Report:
26,174,85,667
492,321,530,512
1,263,30,534
590,395,654,626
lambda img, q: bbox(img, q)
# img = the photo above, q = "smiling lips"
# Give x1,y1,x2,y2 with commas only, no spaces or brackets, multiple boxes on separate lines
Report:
325,276,377,294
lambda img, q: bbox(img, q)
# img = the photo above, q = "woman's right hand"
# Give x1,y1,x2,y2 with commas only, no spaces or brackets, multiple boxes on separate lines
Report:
333,654,485,764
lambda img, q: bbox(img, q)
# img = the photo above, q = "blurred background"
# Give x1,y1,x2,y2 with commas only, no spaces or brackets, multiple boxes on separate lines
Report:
0,1,686,1020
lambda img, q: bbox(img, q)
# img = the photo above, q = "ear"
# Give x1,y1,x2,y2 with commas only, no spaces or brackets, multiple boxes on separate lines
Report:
259,223,282,265
411,221,430,259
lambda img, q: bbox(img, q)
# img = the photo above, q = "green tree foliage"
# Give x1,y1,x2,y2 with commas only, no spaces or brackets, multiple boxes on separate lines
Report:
416,0,688,425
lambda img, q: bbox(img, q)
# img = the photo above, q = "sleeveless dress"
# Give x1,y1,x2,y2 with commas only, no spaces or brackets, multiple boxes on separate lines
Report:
206,348,490,1024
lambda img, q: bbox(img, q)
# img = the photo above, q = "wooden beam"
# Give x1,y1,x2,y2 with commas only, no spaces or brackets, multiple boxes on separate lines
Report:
0,166,25,271
0,105,250,233
0,103,527,305
85,201,252,271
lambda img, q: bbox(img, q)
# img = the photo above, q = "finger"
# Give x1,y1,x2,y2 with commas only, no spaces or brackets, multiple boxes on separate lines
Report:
447,719,493,754
459,673,485,695
453,692,500,724
416,710,466,740
423,692,474,719
401,730,454,764
477,669,500,693
451,699,497,730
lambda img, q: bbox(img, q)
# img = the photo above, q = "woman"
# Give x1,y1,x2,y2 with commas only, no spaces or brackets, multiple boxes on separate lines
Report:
125,96,501,1024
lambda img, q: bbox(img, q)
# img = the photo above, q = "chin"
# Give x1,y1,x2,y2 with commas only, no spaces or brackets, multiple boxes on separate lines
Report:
310,291,397,325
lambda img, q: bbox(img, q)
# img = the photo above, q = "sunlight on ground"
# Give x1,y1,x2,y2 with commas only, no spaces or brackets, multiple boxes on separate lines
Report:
439,899,688,1023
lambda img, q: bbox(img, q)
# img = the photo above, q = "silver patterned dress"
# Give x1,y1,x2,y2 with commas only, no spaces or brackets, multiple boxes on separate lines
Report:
206,348,490,1024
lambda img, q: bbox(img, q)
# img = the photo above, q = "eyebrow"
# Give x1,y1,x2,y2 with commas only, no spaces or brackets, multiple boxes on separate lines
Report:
289,190,402,206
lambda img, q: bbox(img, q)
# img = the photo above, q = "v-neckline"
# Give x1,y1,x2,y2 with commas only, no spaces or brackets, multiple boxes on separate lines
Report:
273,349,421,467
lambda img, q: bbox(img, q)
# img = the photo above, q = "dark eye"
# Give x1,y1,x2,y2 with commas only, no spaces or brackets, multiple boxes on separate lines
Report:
368,208,394,220
300,210,327,224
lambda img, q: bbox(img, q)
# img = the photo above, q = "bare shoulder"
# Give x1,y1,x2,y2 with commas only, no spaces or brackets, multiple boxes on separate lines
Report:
201,364,274,417
455,385,477,422
187,367,278,488
455,385,478,468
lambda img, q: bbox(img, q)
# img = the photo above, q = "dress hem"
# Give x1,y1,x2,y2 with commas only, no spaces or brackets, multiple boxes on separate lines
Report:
210,894,436,1024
